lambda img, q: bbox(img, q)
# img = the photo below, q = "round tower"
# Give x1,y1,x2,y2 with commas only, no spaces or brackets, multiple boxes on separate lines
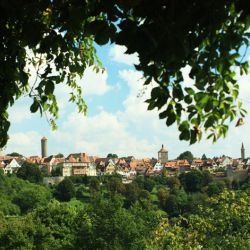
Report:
241,142,245,160
158,144,168,164
41,136,48,158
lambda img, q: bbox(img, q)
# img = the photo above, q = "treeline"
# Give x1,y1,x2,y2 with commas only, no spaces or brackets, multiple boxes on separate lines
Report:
0,166,250,249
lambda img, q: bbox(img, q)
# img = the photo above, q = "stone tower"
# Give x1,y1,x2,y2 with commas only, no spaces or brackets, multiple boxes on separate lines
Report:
158,144,168,164
241,142,245,160
41,136,48,158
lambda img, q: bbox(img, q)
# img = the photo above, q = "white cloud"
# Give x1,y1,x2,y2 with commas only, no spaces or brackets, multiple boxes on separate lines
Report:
8,98,33,123
117,68,250,159
6,55,250,160
48,69,178,159
78,66,112,96
6,131,41,156
109,45,139,65
51,110,155,158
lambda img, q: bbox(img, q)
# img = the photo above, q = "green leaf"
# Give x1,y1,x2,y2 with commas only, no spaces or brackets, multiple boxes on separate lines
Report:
166,112,176,126
151,87,162,99
184,87,195,95
173,84,184,100
204,116,215,128
179,121,189,131
147,102,156,111
179,129,190,141
190,130,197,144
184,95,192,104
45,81,55,95
30,99,39,113
159,110,168,119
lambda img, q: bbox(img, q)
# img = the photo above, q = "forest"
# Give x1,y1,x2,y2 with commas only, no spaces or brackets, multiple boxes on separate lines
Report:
0,167,250,249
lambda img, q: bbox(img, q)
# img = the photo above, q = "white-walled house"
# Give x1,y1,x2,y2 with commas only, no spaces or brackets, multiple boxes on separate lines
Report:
221,157,233,167
2,159,21,174
153,162,163,172
58,162,97,177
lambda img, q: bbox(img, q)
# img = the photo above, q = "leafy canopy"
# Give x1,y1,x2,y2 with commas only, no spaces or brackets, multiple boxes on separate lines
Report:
0,1,250,147
177,151,194,161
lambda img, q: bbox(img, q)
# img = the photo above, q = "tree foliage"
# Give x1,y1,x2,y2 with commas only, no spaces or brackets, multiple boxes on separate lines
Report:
201,153,207,160
55,178,76,202
0,169,250,249
0,1,250,147
147,190,250,249
177,151,194,161
107,153,118,158
6,152,23,157
13,186,52,213
0,174,51,215
16,162,43,183
179,170,204,192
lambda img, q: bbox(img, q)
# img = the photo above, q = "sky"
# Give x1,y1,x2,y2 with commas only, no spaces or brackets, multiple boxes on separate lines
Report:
4,44,250,159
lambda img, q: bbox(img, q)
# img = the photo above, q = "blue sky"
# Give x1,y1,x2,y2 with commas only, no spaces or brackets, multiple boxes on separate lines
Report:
4,44,250,159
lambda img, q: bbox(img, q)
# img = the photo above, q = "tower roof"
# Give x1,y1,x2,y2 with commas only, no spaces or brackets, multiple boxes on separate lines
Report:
41,136,47,141
241,142,245,149
158,144,168,153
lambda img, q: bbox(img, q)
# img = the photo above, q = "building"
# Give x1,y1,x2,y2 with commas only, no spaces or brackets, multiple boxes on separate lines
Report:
158,145,168,164
105,159,116,175
59,162,97,177
241,143,245,160
41,137,48,158
153,161,163,172
1,158,21,174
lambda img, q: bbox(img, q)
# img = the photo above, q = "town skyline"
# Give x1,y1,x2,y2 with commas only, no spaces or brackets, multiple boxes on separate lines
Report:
4,45,250,159
2,136,248,161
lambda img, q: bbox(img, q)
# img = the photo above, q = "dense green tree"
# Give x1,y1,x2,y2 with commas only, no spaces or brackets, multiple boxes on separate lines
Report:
179,170,204,192
124,183,140,208
232,179,241,189
51,166,62,177
107,176,125,195
40,165,50,177
84,194,160,250
134,175,145,189
0,169,4,178
147,190,250,249
165,189,188,217
0,174,52,215
157,187,169,209
0,1,249,147
0,195,20,215
207,181,226,196
165,177,181,190
185,192,208,214
55,153,64,158
134,176,157,192
55,178,76,202
202,170,214,186
33,201,84,249
89,177,100,192
76,185,89,200
6,152,23,157
201,154,207,160
107,153,118,158
69,175,88,184
16,162,43,183
177,151,194,161
13,185,52,213
0,214,53,250
143,177,156,192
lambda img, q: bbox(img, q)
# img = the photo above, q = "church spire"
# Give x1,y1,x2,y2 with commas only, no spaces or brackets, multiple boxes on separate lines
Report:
241,142,245,160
